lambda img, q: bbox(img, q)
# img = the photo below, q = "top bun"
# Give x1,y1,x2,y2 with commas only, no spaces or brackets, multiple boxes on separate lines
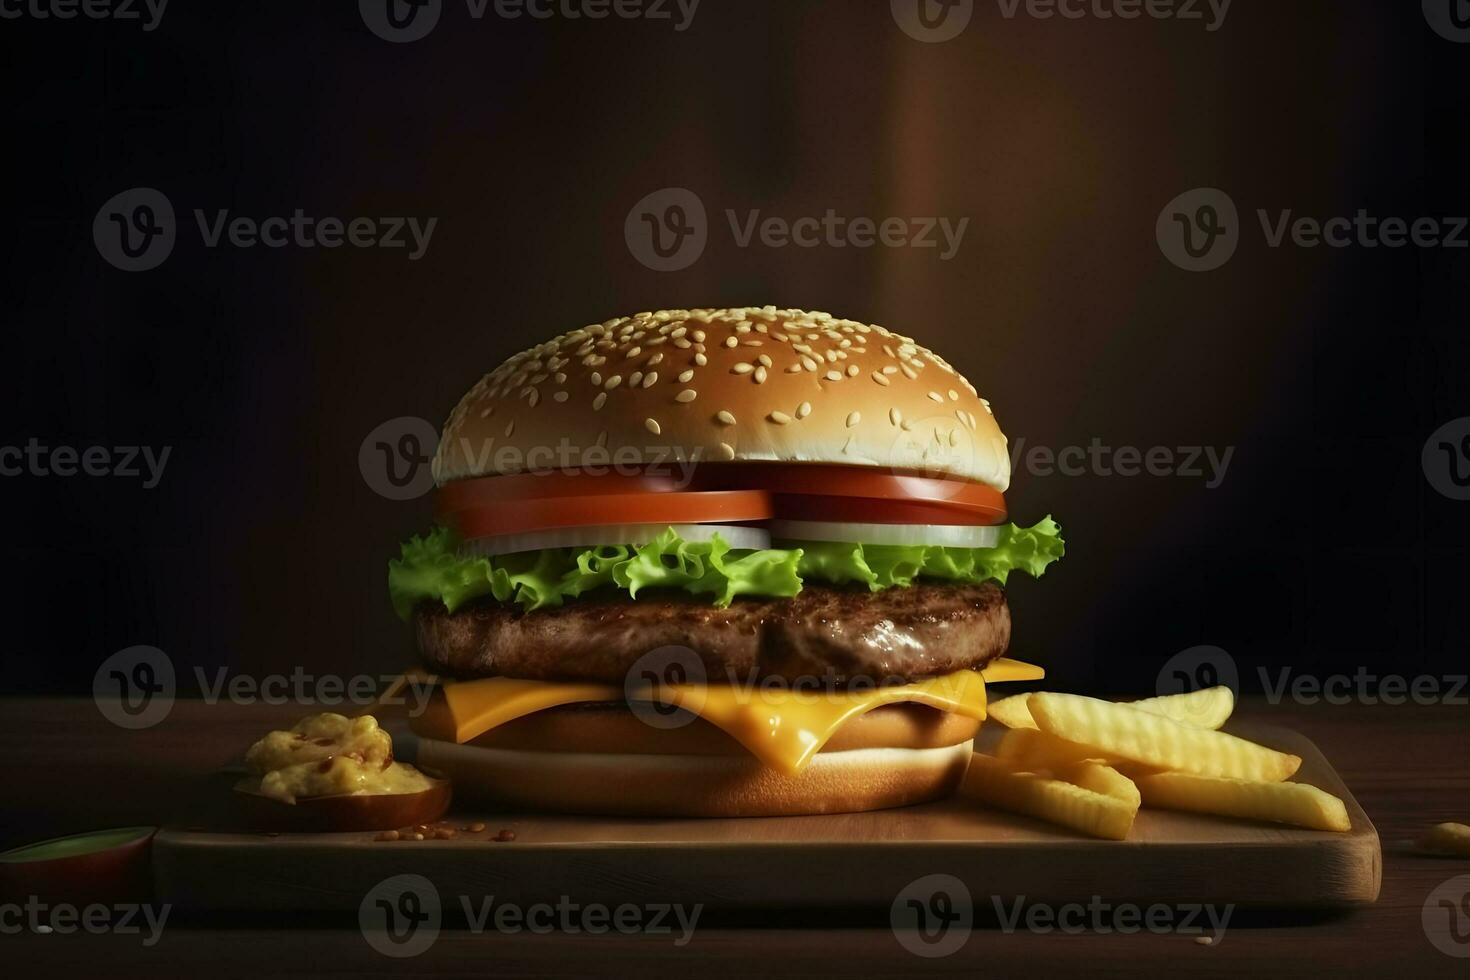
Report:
434,307,1011,492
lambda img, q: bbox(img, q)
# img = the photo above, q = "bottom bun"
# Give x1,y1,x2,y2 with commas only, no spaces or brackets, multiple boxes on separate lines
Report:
415,738,973,818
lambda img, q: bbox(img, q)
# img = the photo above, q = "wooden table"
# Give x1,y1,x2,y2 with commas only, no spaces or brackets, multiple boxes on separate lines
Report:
2,697,1467,977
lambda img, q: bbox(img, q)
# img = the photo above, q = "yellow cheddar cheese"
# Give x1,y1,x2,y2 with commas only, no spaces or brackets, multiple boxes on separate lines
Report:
414,658,1042,776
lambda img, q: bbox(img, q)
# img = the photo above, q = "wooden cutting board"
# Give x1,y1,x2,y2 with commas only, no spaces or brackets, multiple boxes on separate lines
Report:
152,722,1381,913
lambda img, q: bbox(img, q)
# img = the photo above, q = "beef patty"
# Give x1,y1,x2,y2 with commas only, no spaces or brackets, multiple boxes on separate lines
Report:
414,581,1010,685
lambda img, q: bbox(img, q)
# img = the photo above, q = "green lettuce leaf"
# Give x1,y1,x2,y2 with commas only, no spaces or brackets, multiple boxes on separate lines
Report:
388,527,804,617
790,517,1066,590
388,518,1063,617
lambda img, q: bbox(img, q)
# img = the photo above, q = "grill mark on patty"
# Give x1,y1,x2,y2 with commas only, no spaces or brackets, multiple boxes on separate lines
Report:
414,581,1010,685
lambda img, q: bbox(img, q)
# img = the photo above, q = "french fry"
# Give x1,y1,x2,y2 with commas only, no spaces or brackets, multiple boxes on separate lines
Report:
1028,693,1301,782
985,686,1235,731
1417,822,1470,857
1056,761,1141,809
961,754,1137,840
1126,686,1235,730
995,727,1104,770
986,693,1036,729
1133,772,1350,832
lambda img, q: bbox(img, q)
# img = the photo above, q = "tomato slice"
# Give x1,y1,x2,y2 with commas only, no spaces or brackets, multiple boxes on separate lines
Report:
690,463,1004,508
769,494,1006,526
438,470,692,513
434,463,1006,537
445,490,773,539
690,464,1007,525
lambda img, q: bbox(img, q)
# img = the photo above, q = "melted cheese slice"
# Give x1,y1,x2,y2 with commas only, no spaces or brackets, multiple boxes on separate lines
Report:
426,658,1043,776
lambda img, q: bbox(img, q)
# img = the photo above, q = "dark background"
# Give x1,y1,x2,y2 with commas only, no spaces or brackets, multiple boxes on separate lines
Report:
2,0,1465,695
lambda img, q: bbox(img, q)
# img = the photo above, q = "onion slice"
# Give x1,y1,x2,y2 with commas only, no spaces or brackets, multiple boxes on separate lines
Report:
459,523,772,558
768,519,1003,549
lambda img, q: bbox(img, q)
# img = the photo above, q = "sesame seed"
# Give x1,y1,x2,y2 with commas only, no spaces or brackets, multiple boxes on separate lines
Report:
842,435,855,454
846,412,860,427
670,326,687,338
626,346,641,358
528,390,540,407
596,430,608,447
591,372,602,386
757,354,772,367
718,442,736,460
742,340,763,347
724,336,739,348
768,411,792,425
902,419,914,431
694,353,708,366
630,371,643,387
732,363,754,375
479,407,493,418
949,389,959,401
554,392,568,403
505,421,516,436
901,365,918,380
593,392,608,410
716,410,736,425
890,408,903,427
643,372,658,388
846,365,859,377
883,365,899,375
928,391,944,403
754,366,768,384
679,369,694,383
796,401,812,419
872,372,890,386
692,330,706,342
673,338,692,349
647,352,664,365
676,389,698,403
645,418,661,435
605,375,623,390
800,356,817,371
785,364,803,374
554,372,567,384
825,370,841,381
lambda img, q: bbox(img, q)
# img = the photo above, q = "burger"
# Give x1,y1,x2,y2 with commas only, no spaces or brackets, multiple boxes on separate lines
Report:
389,307,1063,817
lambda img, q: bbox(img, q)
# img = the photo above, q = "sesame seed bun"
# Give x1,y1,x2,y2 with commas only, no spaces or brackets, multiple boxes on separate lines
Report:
433,307,1012,492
